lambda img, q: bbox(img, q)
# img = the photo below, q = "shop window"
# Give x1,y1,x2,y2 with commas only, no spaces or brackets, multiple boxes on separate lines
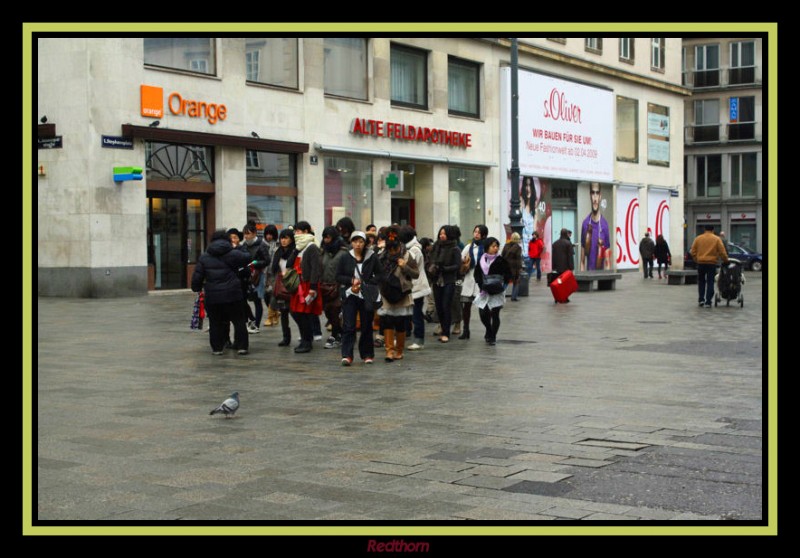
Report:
448,167,484,230
246,152,297,231
647,103,670,166
324,38,368,100
245,38,298,89
324,157,372,228
144,38,216,76
616,96,638,163
391,43,428,109
448,56,480,118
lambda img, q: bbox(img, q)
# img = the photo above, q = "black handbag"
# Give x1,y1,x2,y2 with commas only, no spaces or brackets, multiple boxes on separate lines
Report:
482,274,506,295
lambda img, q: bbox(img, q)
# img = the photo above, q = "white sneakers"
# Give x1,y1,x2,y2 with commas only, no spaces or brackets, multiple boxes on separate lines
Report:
407,342,423,351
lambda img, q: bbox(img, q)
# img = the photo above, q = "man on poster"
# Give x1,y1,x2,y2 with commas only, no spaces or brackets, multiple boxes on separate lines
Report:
580,182,611,271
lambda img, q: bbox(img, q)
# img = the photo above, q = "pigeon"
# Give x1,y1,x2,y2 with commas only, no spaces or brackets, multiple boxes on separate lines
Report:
209,391,239,418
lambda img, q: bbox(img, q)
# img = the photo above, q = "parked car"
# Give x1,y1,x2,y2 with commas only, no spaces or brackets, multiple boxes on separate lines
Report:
684,242,763,272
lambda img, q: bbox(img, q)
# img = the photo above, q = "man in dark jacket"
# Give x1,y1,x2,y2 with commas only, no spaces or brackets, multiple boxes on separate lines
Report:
192,229,252,355
551,228,575,276
240,221,272,333
639,231,655,279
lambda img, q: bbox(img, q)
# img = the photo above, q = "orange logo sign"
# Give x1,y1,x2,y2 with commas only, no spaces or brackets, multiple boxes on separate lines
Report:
140,85,164,118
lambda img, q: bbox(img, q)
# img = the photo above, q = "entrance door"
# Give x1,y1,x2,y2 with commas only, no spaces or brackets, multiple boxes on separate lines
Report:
551,208,577,269
148,195,206,290
391,198,415,227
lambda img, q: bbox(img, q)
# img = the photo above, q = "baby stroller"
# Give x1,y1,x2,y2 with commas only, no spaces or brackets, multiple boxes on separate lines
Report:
715,258,744,307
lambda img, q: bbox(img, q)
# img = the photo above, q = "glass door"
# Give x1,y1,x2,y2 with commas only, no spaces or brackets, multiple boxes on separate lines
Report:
147,195,206,290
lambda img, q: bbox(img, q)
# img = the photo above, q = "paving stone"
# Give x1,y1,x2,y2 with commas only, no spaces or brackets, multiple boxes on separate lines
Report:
539,506,593,519
505,470,573,483
454,475,521,490
556,458,616,468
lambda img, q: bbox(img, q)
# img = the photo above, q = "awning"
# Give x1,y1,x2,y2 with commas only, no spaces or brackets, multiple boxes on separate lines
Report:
313,143,497,168
122,125,309,154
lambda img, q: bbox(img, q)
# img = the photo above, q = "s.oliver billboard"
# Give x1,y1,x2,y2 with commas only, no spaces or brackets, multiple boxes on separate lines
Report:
501,68,614,182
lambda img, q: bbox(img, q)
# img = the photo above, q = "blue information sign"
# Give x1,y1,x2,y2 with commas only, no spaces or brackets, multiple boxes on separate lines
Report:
729,98,739,123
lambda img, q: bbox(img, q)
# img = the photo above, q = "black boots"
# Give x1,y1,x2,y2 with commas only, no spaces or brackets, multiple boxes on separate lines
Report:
458,327,470,340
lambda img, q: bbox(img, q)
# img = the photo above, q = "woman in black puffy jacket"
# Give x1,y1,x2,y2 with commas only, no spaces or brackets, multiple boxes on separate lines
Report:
192,230,252,355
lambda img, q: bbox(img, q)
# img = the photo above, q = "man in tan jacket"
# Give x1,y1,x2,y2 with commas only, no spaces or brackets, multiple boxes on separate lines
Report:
690,225,729,307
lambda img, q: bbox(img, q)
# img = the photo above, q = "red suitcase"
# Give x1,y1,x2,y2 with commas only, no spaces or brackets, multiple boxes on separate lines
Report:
549,270,577,303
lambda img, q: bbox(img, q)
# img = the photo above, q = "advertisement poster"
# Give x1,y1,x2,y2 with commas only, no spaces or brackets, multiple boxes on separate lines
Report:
502,67,614,183
513,175,553,274
578,182,614,271
615,185,640,270
648,189,671,244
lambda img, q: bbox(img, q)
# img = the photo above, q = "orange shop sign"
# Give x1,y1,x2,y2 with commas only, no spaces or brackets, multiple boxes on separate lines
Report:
140,85,228,125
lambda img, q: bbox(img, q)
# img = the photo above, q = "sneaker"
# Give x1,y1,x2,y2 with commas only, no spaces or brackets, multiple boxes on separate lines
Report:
698,301,705,307
247,324,260,334
364,358,374,364
704,302,712,307
237,349,249,355
212,350,224,355
324,336,341,349
313,334,323,341
407,342,423,351
341,357,352,366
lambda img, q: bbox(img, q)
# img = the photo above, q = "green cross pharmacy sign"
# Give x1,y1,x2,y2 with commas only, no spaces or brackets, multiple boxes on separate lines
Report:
382,170,404,192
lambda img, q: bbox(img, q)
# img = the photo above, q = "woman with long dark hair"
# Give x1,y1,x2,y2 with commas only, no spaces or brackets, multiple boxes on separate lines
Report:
458,224,488,340
428,225,462,343
270,228,296,347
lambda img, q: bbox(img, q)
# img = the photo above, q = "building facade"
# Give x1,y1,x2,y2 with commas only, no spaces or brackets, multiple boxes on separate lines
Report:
37,37,688,296
682,37,763,255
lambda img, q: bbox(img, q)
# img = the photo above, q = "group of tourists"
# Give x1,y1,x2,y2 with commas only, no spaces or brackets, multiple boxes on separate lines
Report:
191,217,526,365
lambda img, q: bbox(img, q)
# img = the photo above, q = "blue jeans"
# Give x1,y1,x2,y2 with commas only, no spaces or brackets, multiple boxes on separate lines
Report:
407,297,425,342
697,263,716,305
341,295,375,360
526,257,542,280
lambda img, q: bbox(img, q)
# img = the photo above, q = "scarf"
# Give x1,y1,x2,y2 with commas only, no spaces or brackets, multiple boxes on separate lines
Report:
381,245,405,276
433,239,457,266
294,233,315,252
480,253,498,276
468,240,484,268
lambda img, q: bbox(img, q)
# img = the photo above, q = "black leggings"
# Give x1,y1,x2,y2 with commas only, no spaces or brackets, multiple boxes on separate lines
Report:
478,306,501,341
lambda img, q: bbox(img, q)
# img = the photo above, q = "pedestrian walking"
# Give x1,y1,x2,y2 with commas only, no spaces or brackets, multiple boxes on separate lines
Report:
290,221,323,353
320,226,349,349
377,225,419,362
240,220,271,333
474,237,512,346
336,231,382,366
270,228,297,347
639,231,655,279
501,232,523,301
400,225,431,351
690,225,729,307
654,234,672,279
458,224,488,340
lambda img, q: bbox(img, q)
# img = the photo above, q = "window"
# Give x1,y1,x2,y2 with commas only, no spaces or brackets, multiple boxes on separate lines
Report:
245,38,298,89
145,142,214,182
682,47,687,85
731,153,758,197
728,96,756,141
616,96,638,163
448,167,484,228
144,38,216,75
247,152,298,229
448,56,480,118
647,103,670,166
696,155,722,197
324,157,372,227
651,38,665,71
693,44,719,87
730,41,756,85
585,38,602,53
619,38,634,63
694,99,720,142
391,44,428,109
324,38,368,100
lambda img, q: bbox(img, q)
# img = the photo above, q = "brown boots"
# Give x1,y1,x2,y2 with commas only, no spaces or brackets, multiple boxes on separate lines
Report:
383,330,406,362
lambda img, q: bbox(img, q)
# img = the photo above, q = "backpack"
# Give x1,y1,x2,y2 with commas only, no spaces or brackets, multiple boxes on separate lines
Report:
382,267,411,304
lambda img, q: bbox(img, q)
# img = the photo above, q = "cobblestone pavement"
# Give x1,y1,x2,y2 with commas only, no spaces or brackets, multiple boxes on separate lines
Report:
31,271,769,534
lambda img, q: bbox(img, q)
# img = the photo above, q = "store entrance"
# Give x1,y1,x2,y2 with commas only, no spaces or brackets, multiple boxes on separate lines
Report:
391,198,415,227
147,194,207,290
